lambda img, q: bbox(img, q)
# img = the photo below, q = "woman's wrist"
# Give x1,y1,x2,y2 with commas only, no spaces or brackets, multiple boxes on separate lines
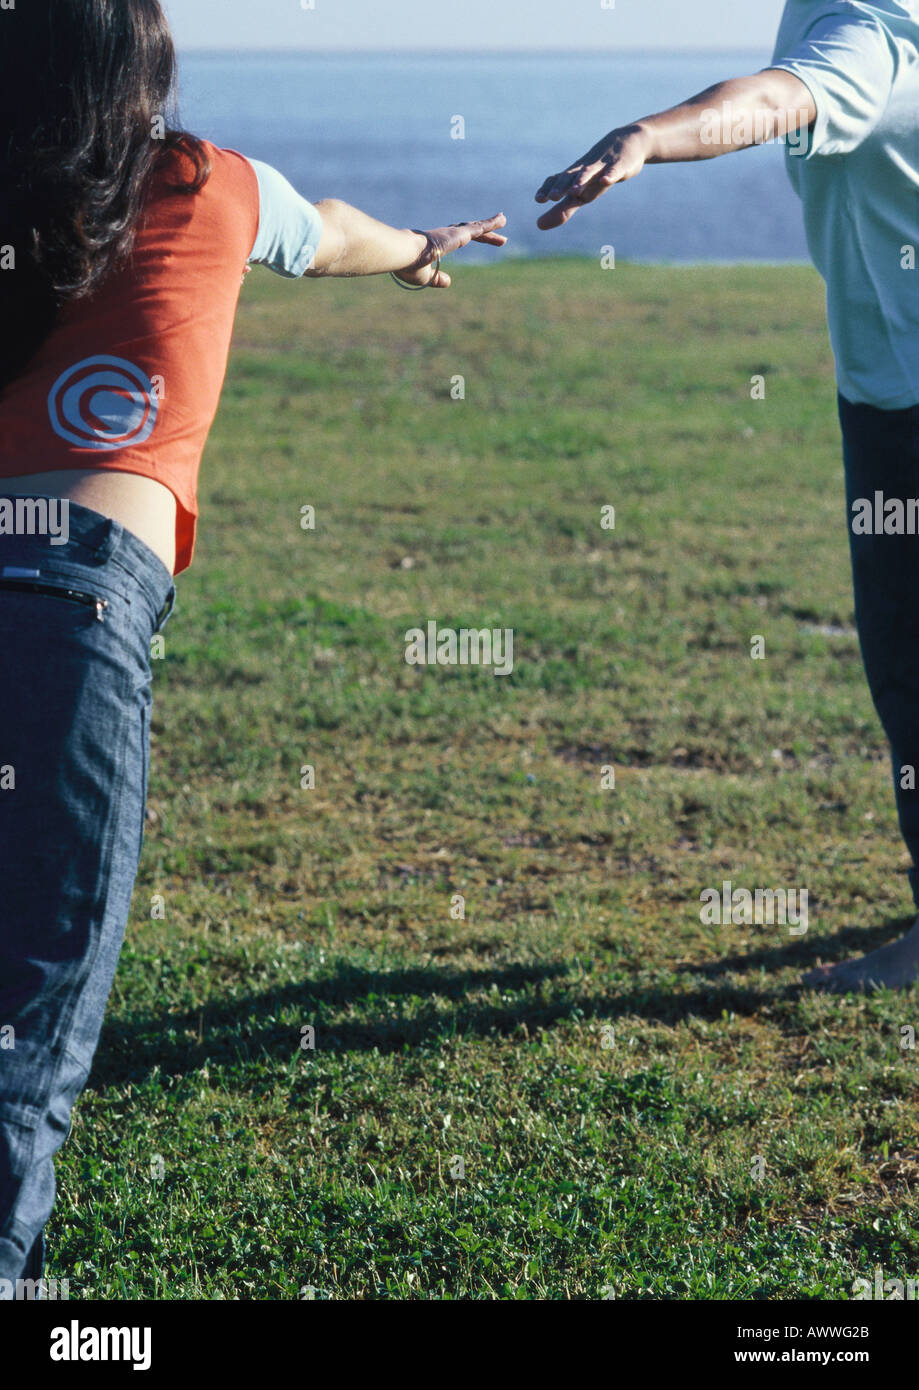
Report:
397,230,431,274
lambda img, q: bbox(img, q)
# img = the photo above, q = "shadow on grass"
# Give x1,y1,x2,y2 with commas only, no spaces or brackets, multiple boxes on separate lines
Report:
90,961,809,1091
687,916,914,978
90,917,914,1090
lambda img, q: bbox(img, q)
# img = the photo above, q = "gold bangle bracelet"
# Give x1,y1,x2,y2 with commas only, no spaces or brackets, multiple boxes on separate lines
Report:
391,233,440,290
390,269,427,291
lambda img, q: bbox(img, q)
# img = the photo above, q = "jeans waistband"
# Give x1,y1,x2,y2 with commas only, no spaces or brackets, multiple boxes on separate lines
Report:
0,495,176,632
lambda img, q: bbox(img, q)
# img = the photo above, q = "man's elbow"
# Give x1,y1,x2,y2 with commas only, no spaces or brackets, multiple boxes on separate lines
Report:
757,68,817,134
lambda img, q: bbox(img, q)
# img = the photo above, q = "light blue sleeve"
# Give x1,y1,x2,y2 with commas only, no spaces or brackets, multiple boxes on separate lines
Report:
771,13,899,157
770,12,900,157
245,158,324,277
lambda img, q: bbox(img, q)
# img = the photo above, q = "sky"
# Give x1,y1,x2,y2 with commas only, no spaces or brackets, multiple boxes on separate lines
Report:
165,0,789,53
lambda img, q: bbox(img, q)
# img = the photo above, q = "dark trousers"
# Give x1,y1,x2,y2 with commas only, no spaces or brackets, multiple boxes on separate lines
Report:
840,392,919,906
0,500,174,1293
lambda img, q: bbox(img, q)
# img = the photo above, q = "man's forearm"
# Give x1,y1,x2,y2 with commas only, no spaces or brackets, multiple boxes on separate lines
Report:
634,71,817,163
307,199,428,278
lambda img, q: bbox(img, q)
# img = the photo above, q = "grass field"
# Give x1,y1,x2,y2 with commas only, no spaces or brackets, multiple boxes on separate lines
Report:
52,259,919,1300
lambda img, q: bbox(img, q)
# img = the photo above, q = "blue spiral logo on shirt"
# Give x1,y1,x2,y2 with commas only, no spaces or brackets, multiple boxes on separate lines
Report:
47,356,159,450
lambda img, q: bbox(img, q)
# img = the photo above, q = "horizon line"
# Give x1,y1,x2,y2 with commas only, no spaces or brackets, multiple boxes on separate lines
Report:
177,45,772,58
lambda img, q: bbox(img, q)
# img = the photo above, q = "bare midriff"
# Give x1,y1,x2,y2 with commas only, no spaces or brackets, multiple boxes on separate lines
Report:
0,470,177,574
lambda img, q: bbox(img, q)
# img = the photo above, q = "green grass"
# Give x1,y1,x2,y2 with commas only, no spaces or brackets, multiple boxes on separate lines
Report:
53,259,919,1300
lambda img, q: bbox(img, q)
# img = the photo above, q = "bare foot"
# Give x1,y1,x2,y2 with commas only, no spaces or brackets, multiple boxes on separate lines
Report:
803,915,919,992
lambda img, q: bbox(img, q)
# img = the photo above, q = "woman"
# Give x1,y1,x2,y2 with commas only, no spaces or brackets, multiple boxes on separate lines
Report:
0,0,506,1292
536,0,919,991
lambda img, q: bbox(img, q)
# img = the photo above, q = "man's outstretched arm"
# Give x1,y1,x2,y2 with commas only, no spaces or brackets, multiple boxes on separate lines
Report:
535,70,816,230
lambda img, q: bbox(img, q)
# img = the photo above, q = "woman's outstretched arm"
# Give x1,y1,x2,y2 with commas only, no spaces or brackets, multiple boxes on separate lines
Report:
535,70,816,230
307,203,507,286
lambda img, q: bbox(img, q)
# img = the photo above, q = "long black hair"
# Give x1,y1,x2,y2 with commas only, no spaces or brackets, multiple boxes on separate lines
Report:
0,0,210,393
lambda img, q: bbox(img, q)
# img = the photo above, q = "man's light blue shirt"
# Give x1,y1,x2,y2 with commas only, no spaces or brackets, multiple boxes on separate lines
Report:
771,1,919,409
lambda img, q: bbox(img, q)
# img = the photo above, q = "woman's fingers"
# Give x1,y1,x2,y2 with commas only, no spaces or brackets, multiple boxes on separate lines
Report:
433,214,507,257
461,214,507,244
477,212,507,233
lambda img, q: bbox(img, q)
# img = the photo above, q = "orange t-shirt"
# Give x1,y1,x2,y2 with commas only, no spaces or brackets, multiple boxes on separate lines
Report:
0,141,265,574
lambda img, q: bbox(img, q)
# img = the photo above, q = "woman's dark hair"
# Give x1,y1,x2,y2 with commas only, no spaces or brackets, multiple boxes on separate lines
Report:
0,0,210,393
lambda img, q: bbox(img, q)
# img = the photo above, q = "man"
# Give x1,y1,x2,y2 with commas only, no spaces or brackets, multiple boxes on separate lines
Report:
536,1,919,990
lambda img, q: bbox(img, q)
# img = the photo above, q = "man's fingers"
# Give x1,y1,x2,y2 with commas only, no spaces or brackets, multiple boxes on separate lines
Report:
573,167,618,204
569,159,609,194
534,174,561,203
535,169,583,204
536,147,624,203
536,195,586,231
558,162,620,207
537,163,623,229
535,171,575,203
536,160,610,202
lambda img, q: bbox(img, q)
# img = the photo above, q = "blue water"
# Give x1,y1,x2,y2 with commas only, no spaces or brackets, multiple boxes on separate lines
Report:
176,52,810,263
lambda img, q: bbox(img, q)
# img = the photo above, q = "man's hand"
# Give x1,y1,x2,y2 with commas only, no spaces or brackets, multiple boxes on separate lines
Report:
535,126,652,230
535,71,817,232
395,214,508,288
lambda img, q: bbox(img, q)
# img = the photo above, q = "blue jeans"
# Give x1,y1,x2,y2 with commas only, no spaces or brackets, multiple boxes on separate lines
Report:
0,499,174,1292
840,393,919,907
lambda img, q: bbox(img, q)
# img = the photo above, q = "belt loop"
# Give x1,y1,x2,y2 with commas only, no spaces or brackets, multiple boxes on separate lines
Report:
155,586,176,633
89,517,121,564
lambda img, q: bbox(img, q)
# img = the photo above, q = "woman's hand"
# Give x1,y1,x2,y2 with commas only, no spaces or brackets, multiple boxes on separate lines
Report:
395,214,508,288
535,126,651,230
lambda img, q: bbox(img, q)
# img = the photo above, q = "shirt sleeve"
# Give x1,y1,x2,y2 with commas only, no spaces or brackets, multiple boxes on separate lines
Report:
770,12,899,157
245,158,323,277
